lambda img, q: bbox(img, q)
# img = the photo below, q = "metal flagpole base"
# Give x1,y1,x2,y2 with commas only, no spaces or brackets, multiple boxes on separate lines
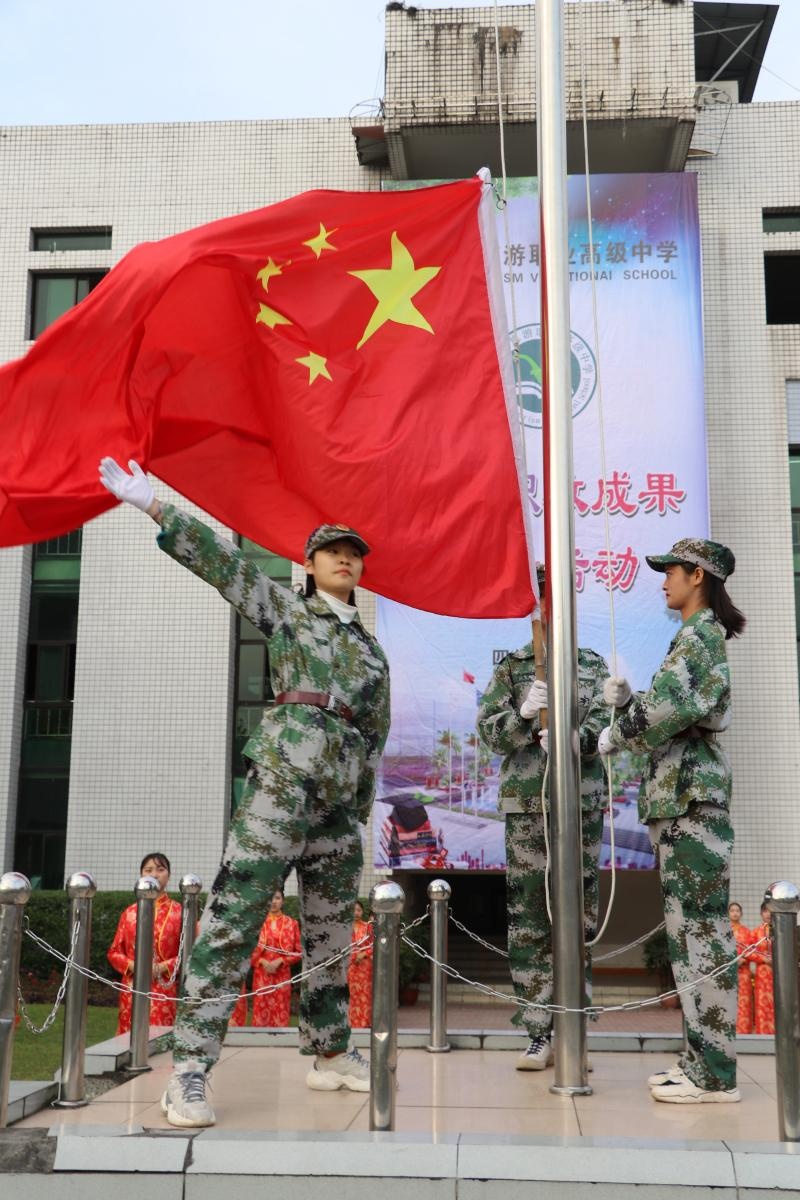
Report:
124,1064,153,1075
426,1044,451,1054
550,1083,593,1096
52,1097,91,1108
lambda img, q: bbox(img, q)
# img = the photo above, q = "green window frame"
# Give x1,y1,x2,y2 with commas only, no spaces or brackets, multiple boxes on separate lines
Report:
32,227,112,252
29,271,108,339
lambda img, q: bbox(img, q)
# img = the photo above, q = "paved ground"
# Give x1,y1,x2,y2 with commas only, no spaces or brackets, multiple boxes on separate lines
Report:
15,1045,779,1142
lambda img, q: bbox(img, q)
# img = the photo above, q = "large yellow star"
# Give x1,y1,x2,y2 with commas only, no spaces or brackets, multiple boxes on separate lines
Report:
296,351,332,384
255,303,292,330
349,232,441,349
256,257,289,293
303,223,338,259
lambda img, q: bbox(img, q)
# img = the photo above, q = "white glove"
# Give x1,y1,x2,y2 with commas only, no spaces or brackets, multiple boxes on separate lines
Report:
520,679,548,719
603,676,632,708
99,457,154,513
597,726,617,757
538,727,549,755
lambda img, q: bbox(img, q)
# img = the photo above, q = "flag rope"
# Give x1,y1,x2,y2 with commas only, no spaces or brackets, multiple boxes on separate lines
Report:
490,0,620,944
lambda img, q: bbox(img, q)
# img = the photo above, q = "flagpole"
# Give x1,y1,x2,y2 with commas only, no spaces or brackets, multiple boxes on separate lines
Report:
537,0,591,1094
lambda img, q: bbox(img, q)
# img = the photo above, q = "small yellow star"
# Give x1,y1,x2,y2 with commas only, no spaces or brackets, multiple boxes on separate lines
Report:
256,257,289,293
296,351,332,385
350,232,441,349
255,303,292,330
303,223,338,259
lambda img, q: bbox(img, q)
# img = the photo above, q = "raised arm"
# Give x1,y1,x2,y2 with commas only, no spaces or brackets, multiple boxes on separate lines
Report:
99,457,295,635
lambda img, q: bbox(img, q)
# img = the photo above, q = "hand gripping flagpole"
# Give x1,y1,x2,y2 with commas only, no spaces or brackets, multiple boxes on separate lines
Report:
537,0,591,1095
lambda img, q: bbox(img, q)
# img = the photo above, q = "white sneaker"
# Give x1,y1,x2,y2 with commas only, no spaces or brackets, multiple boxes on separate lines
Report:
647,1062,683,1087
651,1069,741,1104
306,1047,370,1092
160,1070,215,1127
516,1035,554,1071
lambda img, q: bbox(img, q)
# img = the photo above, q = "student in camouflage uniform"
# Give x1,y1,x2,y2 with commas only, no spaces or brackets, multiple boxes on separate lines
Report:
599,538,745,1104
99,457,390,1127
477,567,610,1070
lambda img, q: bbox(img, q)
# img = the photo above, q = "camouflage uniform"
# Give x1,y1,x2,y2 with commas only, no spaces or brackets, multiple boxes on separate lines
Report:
477,643,609,1038
609,537,737,1092
156,505,390,1070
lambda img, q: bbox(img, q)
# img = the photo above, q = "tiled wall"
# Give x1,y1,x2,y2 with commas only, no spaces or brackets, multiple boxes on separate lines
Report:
384,1,695,128
689,101,800,922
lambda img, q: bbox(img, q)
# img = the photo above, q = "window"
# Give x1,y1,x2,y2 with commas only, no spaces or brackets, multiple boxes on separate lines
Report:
231,538,292,811
765,255,800,325
15,531,82,888
791,449,800,683
763,210,800,234
30,271,107,339
32,228,111,251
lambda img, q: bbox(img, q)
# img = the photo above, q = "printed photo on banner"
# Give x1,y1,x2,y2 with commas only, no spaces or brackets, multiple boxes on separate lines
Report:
375,172,707,873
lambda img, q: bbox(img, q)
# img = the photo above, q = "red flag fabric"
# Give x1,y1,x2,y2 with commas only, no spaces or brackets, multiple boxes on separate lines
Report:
463,670,476,684
0,176,534,617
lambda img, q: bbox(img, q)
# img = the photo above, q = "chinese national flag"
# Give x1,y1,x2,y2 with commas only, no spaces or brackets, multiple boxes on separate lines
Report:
0,175,535,617
463,670,476,684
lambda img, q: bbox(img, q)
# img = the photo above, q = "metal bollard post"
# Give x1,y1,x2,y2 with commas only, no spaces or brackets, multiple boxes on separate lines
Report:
0,873,32,1129
127,875,160,1073
765,881,800,1142
178,874,202,991
427,879,451,1053
53,872,97,1108
369,881,405,1132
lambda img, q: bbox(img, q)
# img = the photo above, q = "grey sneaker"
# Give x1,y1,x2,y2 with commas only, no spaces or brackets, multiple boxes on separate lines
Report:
516,1035,554,1071
651,1070,741,1104
306,1047,370,1092
160,1070,215,1127
647,1062,683,1088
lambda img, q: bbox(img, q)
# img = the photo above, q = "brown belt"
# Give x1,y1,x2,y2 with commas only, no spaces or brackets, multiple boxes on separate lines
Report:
274,691,354,724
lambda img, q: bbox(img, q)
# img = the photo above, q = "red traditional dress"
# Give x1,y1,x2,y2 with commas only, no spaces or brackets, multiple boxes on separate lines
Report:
347,918,374,1029
250,912,302,1027
732,922,755,1034
107,893,182,1035
750,923,775,1035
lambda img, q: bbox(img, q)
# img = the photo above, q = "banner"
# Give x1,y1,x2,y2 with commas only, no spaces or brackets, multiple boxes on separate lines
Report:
374,174,706,872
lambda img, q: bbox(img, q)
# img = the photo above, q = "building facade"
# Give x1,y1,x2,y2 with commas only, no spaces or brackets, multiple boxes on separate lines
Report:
0,2,797,930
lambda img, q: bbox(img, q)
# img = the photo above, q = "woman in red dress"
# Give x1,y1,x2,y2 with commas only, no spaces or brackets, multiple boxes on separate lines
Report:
107,853,183,1036
347,900,374,1029
251,889,302,1027
750,903,775,1035
728,901,754,1034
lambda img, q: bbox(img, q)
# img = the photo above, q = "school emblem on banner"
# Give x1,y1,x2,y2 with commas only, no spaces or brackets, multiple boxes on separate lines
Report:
511,323,597,429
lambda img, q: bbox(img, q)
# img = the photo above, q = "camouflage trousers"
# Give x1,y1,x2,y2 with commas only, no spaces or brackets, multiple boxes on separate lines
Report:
650,801,737,1091
172,758,363,1072
505,806,603,1039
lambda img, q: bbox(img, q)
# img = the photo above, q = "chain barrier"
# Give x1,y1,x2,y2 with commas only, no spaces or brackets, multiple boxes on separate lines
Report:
449,911,667,966
163,914,187,987
20,909,430,1009
593,920,667,964
400,930,767,1018
17,912,82,1035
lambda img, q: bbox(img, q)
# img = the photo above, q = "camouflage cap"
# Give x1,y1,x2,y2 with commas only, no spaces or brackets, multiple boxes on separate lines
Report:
304,523,370,559
645,537,735,581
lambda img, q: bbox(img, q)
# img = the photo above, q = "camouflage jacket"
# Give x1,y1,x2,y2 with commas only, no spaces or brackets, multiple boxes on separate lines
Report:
157,506,391,822
608,608,731,822
476,642,610,814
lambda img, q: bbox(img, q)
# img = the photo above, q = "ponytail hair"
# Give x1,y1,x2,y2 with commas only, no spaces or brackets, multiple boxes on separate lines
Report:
705,575,746,640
